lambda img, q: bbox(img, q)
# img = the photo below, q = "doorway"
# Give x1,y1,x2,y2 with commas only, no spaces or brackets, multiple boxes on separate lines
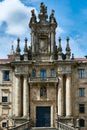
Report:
36,106,51,127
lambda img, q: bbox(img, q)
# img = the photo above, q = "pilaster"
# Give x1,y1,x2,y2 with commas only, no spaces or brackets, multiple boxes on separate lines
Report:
51,30,55,53
58,75,63,116
23,75,29,116
14,75,21,116
66,74,72,116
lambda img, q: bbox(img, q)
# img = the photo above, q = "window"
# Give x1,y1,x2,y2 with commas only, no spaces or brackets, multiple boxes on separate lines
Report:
79,119,85,127
40,87,47,97
40,69,46,79
78,69,84,78
32,69,36,77
79,88,85,97
2,122,7,127
2,96,7,102
3,71,9,81
51,69,55,77
79,104,85,113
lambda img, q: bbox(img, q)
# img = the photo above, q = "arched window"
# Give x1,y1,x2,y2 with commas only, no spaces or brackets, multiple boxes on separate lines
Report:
79,119,85,127
40,87,47,97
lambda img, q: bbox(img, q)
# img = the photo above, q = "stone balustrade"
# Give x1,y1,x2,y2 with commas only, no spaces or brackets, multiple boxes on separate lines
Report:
9,121,30,130
58,122,79,130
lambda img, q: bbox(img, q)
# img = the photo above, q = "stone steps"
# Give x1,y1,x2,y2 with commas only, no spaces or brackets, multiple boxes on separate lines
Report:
30,127,57,130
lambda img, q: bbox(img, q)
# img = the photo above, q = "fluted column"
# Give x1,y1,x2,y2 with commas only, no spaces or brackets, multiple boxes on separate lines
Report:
23,75,29,116
66,74,72,116
58,75,63,116
15,75,21,116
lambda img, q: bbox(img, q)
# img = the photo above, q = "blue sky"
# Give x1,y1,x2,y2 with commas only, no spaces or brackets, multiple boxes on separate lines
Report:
0,0,87,58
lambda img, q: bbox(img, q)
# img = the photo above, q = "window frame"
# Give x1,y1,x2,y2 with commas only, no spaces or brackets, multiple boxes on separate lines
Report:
79,88,85,97
79,104,85,113
2,122,7,128
40,69,46,79
2,96,8,102
51,69,55,77
32,69,36,78
78,69,84,78
79,119,85,127
3,70,10,81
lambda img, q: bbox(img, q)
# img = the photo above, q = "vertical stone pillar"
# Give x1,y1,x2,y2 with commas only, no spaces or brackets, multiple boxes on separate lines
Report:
51,31,55,53
58,75,63,116
23,75,29,116
15,75,21,116
66,74,72,116
31,32,34,53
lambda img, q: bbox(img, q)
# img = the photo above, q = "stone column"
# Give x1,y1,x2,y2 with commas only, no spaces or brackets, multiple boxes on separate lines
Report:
15,75,21,116
51,31,55,53
23,75,29,116
66,74,72,116
31,32,35,53
58,75,63,116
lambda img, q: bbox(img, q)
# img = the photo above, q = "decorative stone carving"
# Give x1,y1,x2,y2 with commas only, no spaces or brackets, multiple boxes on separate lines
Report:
15,65,28,75
58,66,71,74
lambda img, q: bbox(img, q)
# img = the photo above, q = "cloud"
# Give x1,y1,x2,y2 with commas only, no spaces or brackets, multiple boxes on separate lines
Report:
0,0,86,59
0,0,36,36
56,26,66,37
0,0,37,58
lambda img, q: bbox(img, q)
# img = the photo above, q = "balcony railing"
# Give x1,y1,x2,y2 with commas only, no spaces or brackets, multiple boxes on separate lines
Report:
29,77,58,83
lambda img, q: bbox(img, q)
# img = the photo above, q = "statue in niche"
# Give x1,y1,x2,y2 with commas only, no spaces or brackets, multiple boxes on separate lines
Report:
40,87,47,97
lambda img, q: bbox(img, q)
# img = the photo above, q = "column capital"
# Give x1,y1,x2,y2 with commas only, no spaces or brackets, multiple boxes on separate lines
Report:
65,73,71,77
15,73,21,77
23,74,28,78
58,74,63,78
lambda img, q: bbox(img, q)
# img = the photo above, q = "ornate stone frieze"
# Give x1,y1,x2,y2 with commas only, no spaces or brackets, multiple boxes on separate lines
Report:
15,65,28,75
58,65,71,74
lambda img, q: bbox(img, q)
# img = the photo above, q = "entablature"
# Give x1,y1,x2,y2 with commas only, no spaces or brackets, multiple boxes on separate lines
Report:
15,65,29,75
58,65,71,74
29,77,58,84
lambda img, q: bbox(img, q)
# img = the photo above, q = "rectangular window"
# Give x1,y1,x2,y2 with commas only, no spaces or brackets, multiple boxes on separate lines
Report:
79,104,85,113
51,69,55,77
3,71,10,81
2,96,8,102
79,88,85,97
78,69,84,78
32,69,36,77
40,69,46,79
2,122,7,127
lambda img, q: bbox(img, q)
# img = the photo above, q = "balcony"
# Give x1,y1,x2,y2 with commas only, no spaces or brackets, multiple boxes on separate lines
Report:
29,77,58,83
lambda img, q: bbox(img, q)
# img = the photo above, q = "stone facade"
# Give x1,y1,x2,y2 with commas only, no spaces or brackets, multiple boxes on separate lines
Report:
0,2,87,130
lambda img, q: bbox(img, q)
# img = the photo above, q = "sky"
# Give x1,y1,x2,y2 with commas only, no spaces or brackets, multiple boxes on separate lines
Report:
0,0,87,58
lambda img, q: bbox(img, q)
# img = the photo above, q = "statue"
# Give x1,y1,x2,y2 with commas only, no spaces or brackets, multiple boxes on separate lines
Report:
31,9,35,17
50,10,55,17
30,9,37,23
40,2,47,14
